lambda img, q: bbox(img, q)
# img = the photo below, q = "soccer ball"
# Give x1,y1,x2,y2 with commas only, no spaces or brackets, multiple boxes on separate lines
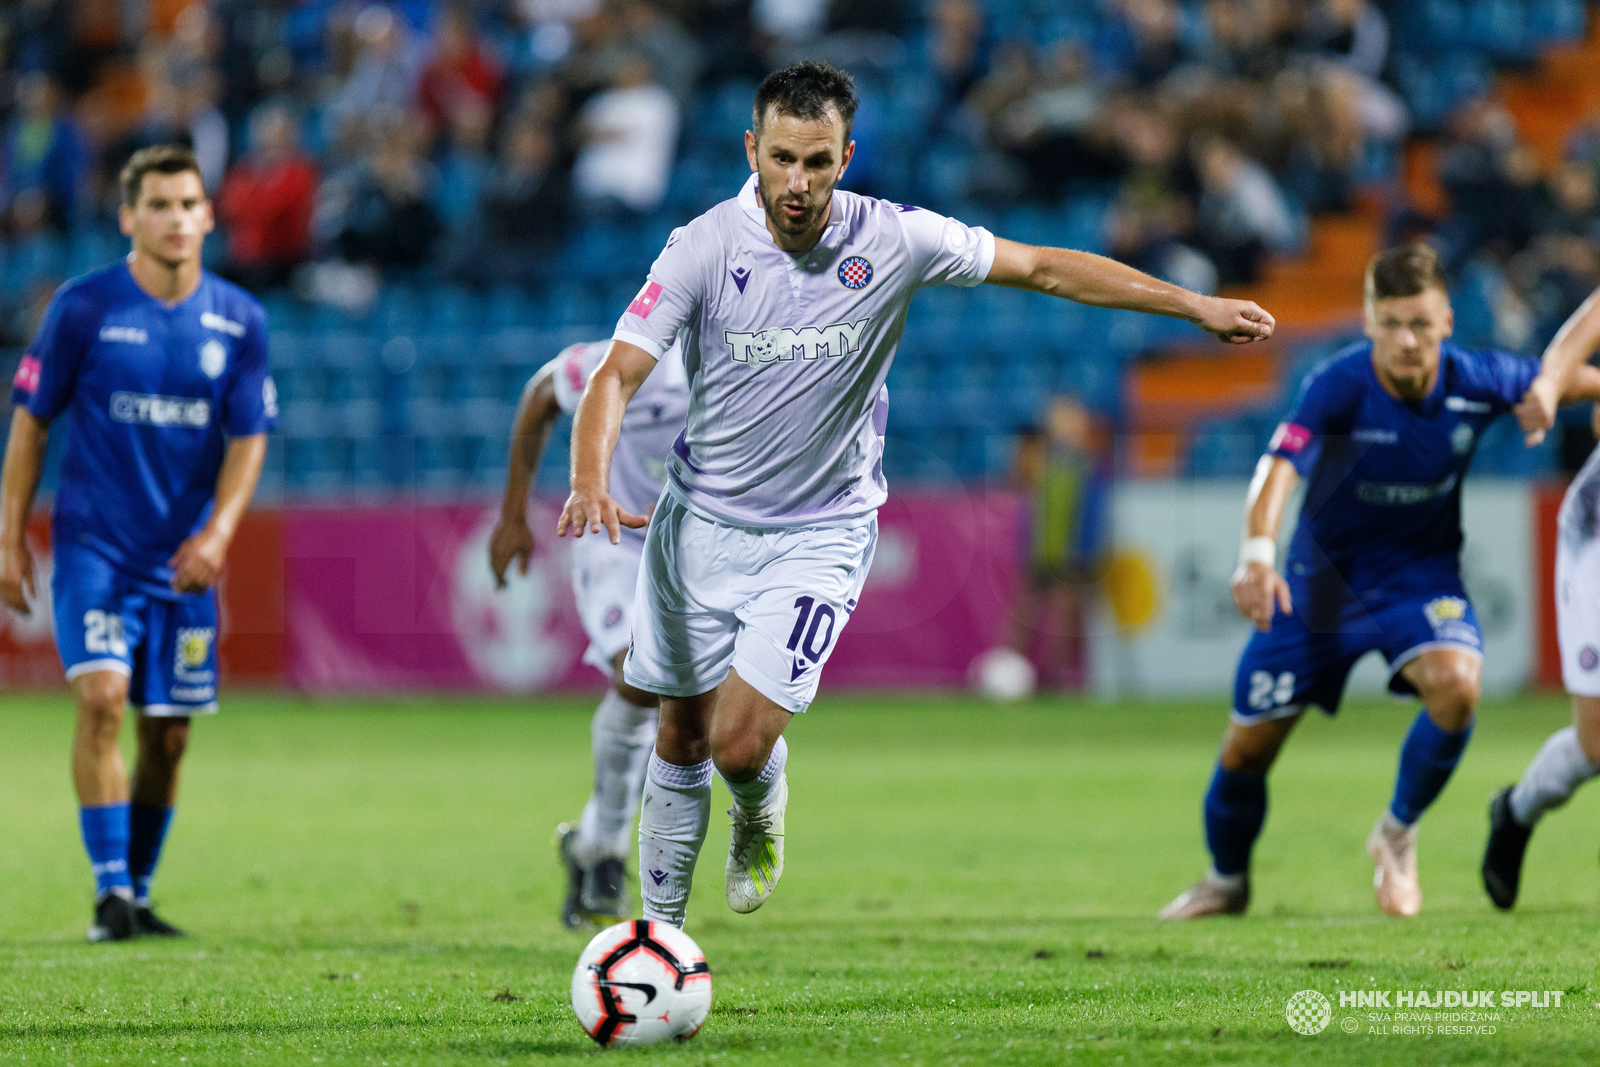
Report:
970,646,1037,702
571,920,713,1046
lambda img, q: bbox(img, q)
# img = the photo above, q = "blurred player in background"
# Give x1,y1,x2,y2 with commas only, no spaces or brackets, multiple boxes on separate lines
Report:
1007,394,1110,690
0,146,276,941
489,339,689,927
558,61,1274,928
1483,287,1600,909
1160,244,1600,921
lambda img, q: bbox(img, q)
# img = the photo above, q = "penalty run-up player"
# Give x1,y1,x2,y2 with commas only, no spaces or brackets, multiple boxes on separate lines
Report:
1160,243,1600,921
0,146,276,941
489,338,689,927
1482,284,1600,909
557,60,1274,928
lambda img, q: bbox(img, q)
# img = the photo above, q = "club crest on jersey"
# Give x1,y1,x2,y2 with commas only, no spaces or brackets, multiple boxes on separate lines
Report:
724,319,867,364
1451,423,1475,455
199,339,227,379
837,256,873,290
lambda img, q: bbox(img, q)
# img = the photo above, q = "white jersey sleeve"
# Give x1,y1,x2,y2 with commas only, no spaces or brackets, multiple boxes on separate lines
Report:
898,206,995,289
550,341,609,414
613,223,709,358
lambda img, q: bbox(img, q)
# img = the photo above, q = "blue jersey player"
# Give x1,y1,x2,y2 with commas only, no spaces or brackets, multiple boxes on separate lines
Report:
0,146,275,941
1159,243,1600,920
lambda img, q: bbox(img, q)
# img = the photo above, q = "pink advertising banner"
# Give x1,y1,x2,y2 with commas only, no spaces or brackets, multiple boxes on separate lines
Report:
283,495,1024,692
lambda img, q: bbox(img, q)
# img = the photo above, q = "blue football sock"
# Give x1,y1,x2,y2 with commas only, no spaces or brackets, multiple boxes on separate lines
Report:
128,804,175,905
1204,764,1267,877
1390,710,1474,826
79,803,132,897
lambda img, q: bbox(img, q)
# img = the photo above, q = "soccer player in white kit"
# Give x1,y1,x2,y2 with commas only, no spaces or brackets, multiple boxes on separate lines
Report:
557,62,1275,927
490,339,689,926
1484,287,1600,908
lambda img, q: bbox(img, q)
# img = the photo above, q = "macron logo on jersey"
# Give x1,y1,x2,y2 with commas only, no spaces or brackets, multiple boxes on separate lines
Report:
110,392,211,428
99,326,148,344
724,319,867,364
200,312,246,337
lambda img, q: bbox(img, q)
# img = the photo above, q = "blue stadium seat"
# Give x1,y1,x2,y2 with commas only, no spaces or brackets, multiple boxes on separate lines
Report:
1529,0,1586,43
1465,0,1530,59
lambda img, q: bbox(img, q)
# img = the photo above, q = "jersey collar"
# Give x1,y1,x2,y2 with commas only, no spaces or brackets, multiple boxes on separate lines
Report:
738,173,848,256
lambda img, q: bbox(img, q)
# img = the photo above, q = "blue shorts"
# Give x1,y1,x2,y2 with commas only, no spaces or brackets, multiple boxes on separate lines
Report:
1231,579,1483,724
51,543,219,716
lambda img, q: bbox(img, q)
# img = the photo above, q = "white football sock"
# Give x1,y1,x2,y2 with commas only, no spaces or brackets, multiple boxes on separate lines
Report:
638,752,713,927
723,736,787,816
1206,867,1245,891
1510,727,1600,827
573,690,658,865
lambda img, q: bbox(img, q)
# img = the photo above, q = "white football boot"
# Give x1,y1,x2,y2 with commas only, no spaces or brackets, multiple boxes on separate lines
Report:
1367,815,1422,917
725,773,787,913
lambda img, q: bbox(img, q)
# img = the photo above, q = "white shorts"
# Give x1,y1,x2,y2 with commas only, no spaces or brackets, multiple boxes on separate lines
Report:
622,491,876,713
1557,529,1600,697
569,529,645,675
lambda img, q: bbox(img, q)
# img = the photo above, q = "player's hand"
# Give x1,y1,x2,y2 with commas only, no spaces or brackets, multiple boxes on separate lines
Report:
1197,298,1275,345
489,515,535,589
556,485,648,545
1514,373,1561,446
168,526,229,593
1231,561,1291,631
0,539,36,616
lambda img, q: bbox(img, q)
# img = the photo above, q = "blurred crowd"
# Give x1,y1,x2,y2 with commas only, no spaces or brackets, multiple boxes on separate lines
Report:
0,0,1588,347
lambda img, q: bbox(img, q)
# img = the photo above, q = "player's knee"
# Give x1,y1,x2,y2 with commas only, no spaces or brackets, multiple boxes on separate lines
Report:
141,717,190,764
1218,722,1287,775
709,727,768,784
74,676,127,744
1418,661,1480,730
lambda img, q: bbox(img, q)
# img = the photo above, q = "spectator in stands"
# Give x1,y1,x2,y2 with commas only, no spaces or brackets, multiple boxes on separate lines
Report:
1098,0,1187,88
217,104,320,291
1296,0,1388,81
986,43,1122,201
447,118,571,287
1435,99,1542,266
1,72,86,236
571,52,678,215
1192,135,1296,285
1107,111,1216,294
620,1,703,111
329,5,421,137
416,5,504,144
329,116,443,272
1007,395,1110,692
928,0,988,126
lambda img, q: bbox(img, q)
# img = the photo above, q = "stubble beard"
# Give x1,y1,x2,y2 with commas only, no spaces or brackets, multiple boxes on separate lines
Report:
759,174,830,239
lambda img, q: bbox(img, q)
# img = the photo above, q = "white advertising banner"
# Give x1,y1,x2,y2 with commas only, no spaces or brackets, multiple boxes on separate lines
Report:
1091,478,1533,699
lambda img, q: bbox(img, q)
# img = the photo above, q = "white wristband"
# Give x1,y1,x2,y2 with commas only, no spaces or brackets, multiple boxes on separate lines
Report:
1237,535,1276,570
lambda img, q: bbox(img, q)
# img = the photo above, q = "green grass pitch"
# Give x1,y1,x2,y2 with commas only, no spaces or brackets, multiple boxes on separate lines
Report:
2,690,1598,1065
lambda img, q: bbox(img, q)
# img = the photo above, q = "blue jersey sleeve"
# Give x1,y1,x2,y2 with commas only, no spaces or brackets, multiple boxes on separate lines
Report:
1268,360,1353,476
11,283,93,422
1455,348,1539,412
221,304,277,436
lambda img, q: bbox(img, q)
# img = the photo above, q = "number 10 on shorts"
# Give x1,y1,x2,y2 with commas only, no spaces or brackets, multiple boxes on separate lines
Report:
786,596,838,664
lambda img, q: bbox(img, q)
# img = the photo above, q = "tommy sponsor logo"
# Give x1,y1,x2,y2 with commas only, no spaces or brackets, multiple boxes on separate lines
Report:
12,354,41,394
99,325,148,344
724,318,867,364
1355,472,1457,506
729,266,751,293
1270,422,1312,454
199,311,246,337
628,281,664,319
1445,396,1491,413
110,392,211,428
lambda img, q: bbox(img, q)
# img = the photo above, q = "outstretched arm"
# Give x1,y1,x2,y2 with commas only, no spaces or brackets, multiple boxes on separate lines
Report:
1232,455,1300,631
489,361,563,587
985,238,1276,344
1520,287,1600,444
556,340,658,544
169,433,268,593
0,410,48,614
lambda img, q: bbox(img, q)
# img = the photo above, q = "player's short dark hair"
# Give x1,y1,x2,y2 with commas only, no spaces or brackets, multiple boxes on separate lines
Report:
751,61,858,143
120,145,205,208
1366,242,1449,302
